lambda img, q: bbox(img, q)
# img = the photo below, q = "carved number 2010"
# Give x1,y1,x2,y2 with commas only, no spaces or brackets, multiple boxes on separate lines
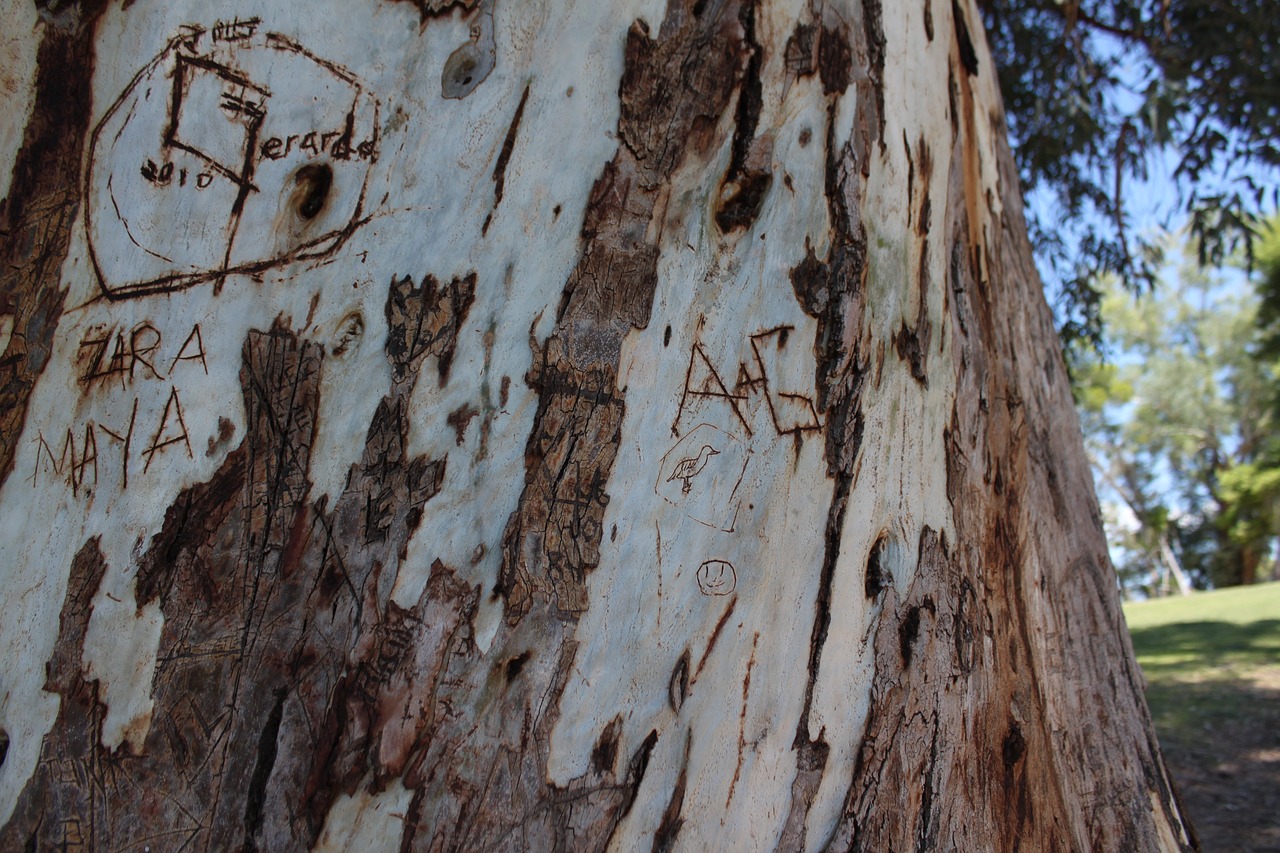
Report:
141,159,214,189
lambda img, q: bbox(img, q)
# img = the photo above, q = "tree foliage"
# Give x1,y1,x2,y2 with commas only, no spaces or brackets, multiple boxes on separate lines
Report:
1218,217,1280,579
981,0,1280,346
1077,229,1280,593
1255,216,1280,357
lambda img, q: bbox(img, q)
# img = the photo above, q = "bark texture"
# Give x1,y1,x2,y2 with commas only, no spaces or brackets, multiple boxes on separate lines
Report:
0,0,1195,850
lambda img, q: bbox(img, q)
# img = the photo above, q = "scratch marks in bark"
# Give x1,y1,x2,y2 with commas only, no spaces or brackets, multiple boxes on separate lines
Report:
500,0,752,624
0,270,469,850
380,2,758,849
0,0,108,492
725,631,759,809
482,84,530,236
356,2,762,847
782,9,878,835
695,593,738,679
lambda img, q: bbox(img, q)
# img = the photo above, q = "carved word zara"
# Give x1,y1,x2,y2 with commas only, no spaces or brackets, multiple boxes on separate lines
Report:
30,322,209,497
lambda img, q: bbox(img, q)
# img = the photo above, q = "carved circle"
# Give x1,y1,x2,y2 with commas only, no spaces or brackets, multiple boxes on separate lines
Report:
696,559,737,596
84,28,380,299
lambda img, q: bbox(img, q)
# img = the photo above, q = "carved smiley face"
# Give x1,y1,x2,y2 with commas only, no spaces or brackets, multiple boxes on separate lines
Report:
696,559,737,596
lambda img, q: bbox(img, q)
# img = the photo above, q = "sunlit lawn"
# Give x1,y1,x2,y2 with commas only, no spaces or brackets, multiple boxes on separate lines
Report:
1123,581,1280,850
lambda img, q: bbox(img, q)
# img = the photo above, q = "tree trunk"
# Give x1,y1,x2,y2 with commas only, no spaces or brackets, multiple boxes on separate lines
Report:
1158,536,1193,597
0,0,1196,850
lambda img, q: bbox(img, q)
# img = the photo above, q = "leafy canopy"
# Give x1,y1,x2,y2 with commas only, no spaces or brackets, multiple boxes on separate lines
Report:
980,0,1280,347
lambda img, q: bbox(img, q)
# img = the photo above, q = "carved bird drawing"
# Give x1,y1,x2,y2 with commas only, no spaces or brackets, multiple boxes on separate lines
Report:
667,445,719,494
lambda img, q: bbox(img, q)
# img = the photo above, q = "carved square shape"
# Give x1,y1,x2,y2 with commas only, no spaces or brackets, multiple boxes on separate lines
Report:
166,54,267,184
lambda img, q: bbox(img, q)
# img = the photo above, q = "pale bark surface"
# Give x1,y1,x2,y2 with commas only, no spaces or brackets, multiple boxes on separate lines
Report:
0,0,1195,850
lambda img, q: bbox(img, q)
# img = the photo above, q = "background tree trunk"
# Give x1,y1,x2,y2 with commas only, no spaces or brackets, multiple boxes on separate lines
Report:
0,0,1197,849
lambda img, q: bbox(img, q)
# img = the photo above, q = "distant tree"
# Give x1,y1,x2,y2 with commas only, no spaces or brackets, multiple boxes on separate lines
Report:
1220,216,1280,582
1254,216,1280,358
1079,238,1280,588
1075,359,1192,596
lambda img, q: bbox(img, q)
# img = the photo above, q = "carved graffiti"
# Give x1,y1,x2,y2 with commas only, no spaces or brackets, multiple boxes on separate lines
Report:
32,319,213,495
29,388,196,495
674,324,822,439
655,423,749,532
678,341,752,435
0,263,473,848
696,559,737,596
667,445,718,494
741,325,823,436
77,322,208,388
85,24,381,299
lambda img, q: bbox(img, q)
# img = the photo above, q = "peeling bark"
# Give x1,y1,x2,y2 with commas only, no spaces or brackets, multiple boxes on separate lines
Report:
0,0,108,488
0,276,465,849
500,0,751,623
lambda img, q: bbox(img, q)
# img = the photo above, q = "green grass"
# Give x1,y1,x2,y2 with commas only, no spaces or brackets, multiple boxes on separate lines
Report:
1124,582,1280,678
1122,584,1280,848
1122,581,1280,752
1124,581,1280,630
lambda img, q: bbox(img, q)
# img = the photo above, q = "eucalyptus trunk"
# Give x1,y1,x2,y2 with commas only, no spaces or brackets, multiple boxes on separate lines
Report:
0,0,1195,849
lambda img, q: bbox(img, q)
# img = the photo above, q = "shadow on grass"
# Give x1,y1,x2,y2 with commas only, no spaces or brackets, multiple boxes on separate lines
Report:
1129,619,1280,673
1128,621,1280,852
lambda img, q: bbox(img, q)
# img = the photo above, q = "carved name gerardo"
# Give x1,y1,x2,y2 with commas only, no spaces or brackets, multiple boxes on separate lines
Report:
85,26,381,299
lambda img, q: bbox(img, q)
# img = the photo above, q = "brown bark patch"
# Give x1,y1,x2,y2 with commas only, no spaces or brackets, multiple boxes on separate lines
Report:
714,2,771,234
0,2,108,491
818,25,853,95
447,402,480,445
500,0,751,624
387,0,480,23
950,0,980,77
385,271,476,387
2,269,464,848
0,539,110,852
784,23,817,78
